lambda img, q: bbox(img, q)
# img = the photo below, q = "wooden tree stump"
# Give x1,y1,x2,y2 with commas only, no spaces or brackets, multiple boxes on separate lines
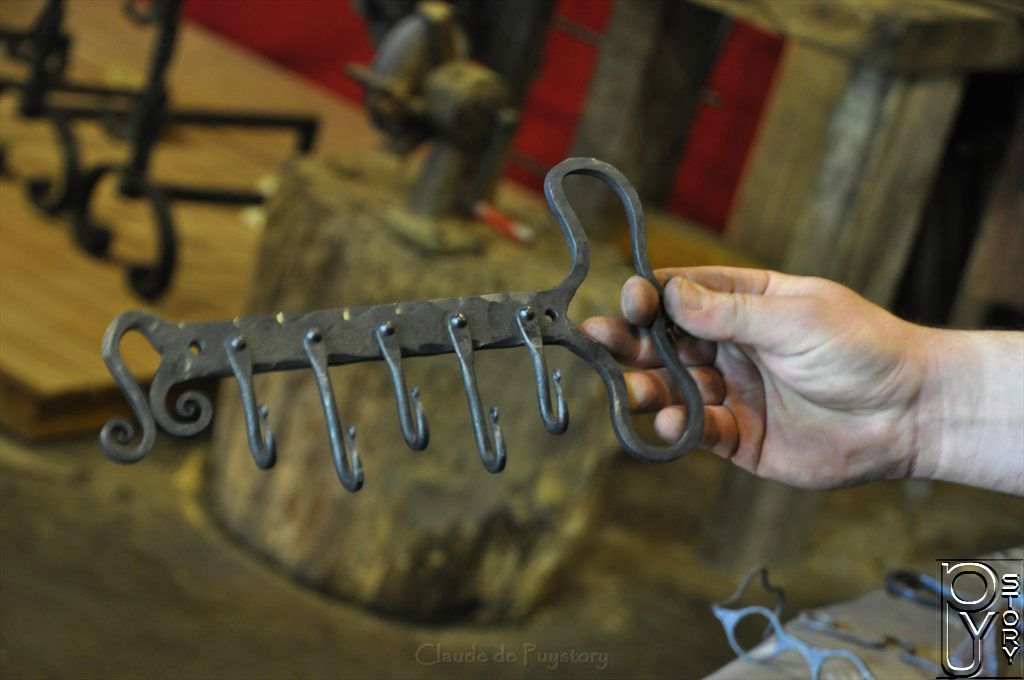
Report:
207,156,629,623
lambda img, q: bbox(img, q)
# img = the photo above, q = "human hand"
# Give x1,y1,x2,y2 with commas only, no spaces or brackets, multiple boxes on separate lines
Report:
581,267,930,489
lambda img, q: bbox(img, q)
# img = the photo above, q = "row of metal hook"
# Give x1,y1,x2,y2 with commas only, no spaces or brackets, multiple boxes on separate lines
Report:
223,305,569,492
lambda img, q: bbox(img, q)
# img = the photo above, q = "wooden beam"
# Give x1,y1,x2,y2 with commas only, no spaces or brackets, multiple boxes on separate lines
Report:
727,42,964,307
783,67,964,306
689,0,1024,73
725,42,852,267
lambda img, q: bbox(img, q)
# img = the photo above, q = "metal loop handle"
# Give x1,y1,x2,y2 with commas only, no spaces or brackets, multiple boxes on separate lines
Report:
544,157,704,462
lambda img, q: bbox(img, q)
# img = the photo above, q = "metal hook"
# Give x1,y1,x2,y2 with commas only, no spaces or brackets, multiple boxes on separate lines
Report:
374,321,429,451
515,306,569,435
224,335,276,470
303,328,363,491
447,313,506,472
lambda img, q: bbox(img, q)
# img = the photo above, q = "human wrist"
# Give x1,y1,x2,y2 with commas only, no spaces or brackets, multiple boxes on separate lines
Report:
911,327,1024,494
909,326,962,483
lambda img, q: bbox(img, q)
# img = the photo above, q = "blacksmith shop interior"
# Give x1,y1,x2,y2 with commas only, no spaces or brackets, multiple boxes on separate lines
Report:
0,1,1022,678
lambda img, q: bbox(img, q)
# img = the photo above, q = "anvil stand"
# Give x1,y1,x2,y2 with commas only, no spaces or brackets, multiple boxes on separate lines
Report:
2,0,320,300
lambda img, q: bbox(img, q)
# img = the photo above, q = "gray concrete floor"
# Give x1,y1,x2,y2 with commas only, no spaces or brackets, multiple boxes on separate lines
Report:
1,432,1021,679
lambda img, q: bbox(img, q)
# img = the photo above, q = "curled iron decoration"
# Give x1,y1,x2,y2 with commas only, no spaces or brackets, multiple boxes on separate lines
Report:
69,164,177,300
25,110,82,216
98,157,705,490
5,0,320,301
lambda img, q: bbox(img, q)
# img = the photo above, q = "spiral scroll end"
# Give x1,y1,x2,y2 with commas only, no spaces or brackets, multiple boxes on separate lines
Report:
99,417,154,464
100,310,162,465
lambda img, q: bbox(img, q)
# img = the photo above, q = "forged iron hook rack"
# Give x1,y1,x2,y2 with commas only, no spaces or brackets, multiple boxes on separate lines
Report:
0,0,320,299
99,158,705,488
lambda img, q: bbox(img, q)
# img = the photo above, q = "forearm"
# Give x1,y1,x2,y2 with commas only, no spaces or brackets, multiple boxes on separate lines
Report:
913,328,1024,495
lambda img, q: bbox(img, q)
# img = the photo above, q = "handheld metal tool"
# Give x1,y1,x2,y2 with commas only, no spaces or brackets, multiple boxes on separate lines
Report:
99,157,704,490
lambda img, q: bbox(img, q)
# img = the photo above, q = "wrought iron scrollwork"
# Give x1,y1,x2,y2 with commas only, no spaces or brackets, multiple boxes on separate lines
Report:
1,0,319,299
99,158,705,489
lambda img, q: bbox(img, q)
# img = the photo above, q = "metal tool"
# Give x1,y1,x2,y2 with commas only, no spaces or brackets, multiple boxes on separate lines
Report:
884,569,952,607
346,2,521,237
99,157,704,487
797,610,942,675
3,0,319,299
712,567,877,680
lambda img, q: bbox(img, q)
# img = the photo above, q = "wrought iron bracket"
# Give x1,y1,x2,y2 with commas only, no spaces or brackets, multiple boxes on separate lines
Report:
99,158,705,487
2,0,320,299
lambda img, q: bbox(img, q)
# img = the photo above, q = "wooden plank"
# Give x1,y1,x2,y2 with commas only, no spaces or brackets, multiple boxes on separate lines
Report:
724,41,851,267
690,0,1024,73
726,42,964,307
784,68,964,306
716,20,965,566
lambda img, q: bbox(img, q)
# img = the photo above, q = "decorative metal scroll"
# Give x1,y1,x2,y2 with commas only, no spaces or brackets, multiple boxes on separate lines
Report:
1,0,319,300
99,158,705,490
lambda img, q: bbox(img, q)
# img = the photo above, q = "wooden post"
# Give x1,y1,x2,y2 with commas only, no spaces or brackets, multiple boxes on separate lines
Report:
206,156,629,623
569,0,726,239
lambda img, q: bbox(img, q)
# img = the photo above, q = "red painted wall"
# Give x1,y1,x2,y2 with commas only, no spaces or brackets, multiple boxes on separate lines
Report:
182,0,783,232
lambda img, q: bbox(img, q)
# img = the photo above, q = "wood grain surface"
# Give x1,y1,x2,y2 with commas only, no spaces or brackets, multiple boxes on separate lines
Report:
690,0,1024,73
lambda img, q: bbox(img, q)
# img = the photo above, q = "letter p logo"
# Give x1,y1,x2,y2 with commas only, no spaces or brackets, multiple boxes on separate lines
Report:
942,561,999,677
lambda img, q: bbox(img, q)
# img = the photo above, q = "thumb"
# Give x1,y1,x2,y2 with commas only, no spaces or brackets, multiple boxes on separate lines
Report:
664,277,799,350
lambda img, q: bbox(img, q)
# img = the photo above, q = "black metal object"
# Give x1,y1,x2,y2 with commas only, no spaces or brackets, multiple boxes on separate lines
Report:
98,158,705,486
0,0,137,180
0,0,136,116
1,0,319,299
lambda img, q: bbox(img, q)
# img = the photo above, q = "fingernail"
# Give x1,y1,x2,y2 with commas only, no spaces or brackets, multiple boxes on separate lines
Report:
671,278,708,311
